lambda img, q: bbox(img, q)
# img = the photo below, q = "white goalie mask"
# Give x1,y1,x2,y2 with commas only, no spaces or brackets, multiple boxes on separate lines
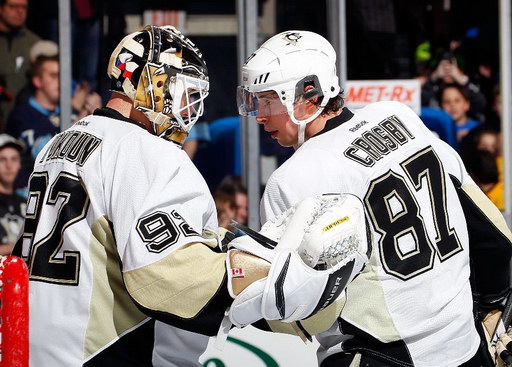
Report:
107,25,209,145
237,30,340,146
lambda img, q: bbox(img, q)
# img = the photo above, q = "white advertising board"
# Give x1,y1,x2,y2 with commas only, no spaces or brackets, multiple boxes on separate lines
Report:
344,79,421,114
200,326,319,366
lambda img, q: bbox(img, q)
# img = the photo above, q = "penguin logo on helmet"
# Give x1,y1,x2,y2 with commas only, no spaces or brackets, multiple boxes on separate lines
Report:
282,32,302,46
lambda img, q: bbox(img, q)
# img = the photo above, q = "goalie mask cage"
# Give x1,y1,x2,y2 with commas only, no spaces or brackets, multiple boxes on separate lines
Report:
0,256,28,367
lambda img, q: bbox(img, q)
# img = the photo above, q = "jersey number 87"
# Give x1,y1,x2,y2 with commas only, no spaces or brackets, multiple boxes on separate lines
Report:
364,146,463,280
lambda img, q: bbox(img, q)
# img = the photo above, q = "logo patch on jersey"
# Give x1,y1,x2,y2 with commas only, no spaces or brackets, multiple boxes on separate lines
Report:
231,267,245,278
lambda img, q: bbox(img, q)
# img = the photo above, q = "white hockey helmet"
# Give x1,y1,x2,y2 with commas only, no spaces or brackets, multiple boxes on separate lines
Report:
237,30,340,146
107,25,209,145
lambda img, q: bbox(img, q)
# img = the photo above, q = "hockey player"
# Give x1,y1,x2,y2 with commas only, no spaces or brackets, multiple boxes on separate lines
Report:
11,25,369,366
237,30,512,366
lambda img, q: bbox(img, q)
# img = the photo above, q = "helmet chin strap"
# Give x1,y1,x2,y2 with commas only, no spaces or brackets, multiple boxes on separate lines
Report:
291,105,325,148
297,123,306,148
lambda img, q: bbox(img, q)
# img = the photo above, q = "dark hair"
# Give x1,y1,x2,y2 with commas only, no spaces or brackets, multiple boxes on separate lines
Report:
215,175,247,196
0,0,28,8
438,82,470,104
466,149,498,185
459,124,500,161
308,91,344,116
31,55,59,77
322,92,345,115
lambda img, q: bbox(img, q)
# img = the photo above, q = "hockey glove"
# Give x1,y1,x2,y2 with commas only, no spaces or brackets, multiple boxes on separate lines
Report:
226,193,370,327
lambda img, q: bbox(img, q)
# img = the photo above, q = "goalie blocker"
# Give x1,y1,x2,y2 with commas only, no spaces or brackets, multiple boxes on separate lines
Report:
225,193,371,330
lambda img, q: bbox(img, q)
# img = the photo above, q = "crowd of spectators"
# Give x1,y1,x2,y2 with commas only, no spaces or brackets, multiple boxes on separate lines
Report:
415,36,504,207
0,0,506,241
0,0,101,197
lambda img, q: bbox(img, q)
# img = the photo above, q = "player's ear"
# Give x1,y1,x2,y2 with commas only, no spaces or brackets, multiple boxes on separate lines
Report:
32,75,42,89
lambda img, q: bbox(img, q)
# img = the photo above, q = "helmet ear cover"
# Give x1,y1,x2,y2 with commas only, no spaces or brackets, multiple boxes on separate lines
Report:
294,75,324,105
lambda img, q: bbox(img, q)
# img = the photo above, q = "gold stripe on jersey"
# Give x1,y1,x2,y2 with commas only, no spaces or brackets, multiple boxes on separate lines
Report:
124,242,226,319
85,216,148,359
340,252,401,341
462,183,512,241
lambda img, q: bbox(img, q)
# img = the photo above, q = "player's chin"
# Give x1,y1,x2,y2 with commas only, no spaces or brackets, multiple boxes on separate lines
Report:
275,136,294,147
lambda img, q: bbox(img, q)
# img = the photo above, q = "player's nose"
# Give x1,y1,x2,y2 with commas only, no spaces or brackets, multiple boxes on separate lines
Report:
255,115,267,124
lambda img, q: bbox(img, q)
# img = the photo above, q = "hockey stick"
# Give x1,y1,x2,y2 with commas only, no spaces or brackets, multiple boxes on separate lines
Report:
502,290,512,330
485,290,512,366
230,220,277,249
490,289,512,350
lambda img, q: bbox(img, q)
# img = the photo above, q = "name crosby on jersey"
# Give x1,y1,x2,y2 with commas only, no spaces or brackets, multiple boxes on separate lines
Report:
39,129,102,166
343,115,415,167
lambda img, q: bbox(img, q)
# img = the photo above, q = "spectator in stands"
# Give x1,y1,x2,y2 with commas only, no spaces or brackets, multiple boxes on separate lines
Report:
422,50,486,123
215,175,248,226
14,39,58,106
486,84,502,131
213,190,236,229
460,125,503,210
465,148,499,197
439,82,481,142
6,53,59,192
0,0,39,125
5,52,101,194
0,134,25,255
16,39,102,116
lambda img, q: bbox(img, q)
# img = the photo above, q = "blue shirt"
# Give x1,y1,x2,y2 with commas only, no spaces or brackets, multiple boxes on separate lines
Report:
456,119,480,134
6,97,60,148
6,98,60,189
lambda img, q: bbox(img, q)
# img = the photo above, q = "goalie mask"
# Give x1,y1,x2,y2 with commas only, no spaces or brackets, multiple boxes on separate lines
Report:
237,30,340,147
107,25,209,145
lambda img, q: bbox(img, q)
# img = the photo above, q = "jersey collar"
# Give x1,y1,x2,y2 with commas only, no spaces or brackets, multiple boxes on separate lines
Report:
313,107,354,138
93,107,147,130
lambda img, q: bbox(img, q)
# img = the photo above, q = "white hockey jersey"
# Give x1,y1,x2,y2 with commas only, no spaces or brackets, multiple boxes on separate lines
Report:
13,108,224,366
261,101,512,366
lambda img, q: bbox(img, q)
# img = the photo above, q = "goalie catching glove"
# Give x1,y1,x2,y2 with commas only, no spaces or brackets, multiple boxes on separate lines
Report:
226,193,370,328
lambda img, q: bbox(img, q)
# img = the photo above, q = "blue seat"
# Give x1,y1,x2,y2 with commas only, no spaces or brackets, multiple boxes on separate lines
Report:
420,107,458,149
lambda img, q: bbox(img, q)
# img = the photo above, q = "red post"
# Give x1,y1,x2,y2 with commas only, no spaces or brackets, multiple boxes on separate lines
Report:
0,256,29,367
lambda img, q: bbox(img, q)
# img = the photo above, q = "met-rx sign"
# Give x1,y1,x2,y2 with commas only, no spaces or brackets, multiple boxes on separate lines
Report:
344,79,421,114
